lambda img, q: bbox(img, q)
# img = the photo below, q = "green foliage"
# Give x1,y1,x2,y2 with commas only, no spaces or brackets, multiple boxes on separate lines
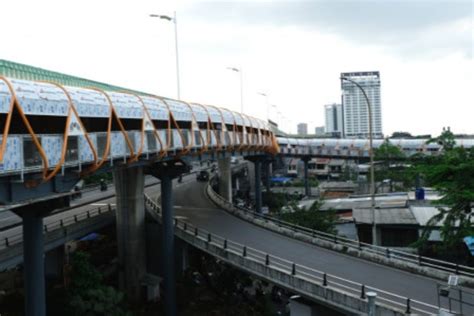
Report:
375,139,405,161
427,127,456,150
262,191,302,213
391,131,412,138
262,192,289,212
290,178,319,188
415,129,474,250
69,252,102,296
69,287,130,316
374,139,414,191
83,172,113,186
68,251,130,316
279,200,338,234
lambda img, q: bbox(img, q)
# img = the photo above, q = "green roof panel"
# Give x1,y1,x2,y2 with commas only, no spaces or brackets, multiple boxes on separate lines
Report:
0,59,151,96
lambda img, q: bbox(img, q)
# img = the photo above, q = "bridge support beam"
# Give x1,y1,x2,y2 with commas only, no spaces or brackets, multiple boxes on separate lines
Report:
254,160,262,213
217,157,232,202
147,160,189,316
264,161,271,193
302,158,311,197
22,212,46,316
113,165,147,304
13,196,68,316
160,174,176,316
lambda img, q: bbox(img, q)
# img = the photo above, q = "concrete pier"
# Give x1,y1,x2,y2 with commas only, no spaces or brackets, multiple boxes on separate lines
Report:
113,165,147,303
217,157,232,202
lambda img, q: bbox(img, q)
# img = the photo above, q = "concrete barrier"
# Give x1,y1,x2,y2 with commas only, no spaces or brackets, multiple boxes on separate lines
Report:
144,196,407,315
206,183,474,288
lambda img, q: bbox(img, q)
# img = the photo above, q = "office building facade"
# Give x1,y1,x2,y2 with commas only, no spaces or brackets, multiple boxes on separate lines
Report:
341,71,382,138
324,103,343,137
297,123,308,135
314,126,325,136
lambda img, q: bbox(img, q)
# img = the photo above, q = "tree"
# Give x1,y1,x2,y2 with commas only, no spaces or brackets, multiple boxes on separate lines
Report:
279,200,338,234
374,139,414,191
391,131,412,138
427,126,456,150
416,128,474,253
67,251,130,316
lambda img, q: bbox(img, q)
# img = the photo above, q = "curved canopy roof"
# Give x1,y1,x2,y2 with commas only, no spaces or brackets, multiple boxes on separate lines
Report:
220,108,236,125
205,105,223,124
162,98,193,122
0,80,12,114
9,78,69,116
66,86,110,118
107,92,143,119
141,96,169,121
189,103,209,122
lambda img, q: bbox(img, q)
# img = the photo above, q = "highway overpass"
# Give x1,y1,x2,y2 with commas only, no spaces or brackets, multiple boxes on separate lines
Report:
1,61,472,315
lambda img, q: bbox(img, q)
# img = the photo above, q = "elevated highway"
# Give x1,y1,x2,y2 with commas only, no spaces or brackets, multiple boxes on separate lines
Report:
168,180,472,314
1,173,471,314
1,62,472,315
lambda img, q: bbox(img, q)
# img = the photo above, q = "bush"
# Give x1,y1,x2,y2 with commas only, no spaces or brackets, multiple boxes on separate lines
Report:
279,201,338,235
67,251,130,316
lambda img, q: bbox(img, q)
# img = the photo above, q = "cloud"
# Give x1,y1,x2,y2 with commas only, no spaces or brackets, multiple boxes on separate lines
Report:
185,0,473,59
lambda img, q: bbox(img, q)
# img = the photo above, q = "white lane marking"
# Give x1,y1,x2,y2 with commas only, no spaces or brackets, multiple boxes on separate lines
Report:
174,205,221,211
91,203,115,206
175,216,188,220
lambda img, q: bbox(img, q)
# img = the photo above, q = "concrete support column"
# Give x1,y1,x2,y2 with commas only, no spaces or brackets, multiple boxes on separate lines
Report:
160,175,176,316
247,161,256,197
45,246,65,281
22,212,46,316
181,244,189,274
303,158,310,197
113,166,146,303
264,161,271,193
217,157,232,202
254,160,262,213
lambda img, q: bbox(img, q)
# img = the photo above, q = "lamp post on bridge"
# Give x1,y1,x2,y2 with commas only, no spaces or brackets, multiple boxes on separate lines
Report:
269,104,278,123
227,67,244,113
258,92,270,121
150,12,181,99
340,76,377,245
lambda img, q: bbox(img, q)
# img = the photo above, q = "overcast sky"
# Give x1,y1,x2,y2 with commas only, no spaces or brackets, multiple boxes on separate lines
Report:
1,0,472,135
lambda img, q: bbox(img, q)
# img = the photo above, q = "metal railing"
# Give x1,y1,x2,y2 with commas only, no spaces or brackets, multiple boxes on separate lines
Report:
0,204,114,251
207,181,474,279
144,193,438,315
437,283,474,314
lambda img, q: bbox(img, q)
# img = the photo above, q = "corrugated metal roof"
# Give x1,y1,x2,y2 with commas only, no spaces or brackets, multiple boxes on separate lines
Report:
353,207,417,225
0,59,150,96
321,194,408,211
409,206,440,226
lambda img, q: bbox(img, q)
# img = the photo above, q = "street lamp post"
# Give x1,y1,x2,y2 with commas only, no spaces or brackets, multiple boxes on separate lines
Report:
150,11,181,99
258,92,270,121
227,67,244,113
270,104,278,122
341,76,377,245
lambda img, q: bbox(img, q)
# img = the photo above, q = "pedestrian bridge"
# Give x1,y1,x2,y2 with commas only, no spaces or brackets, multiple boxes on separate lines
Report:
1,73,474,203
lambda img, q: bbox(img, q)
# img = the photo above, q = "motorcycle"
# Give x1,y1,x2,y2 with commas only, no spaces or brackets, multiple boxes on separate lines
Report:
100,180,107,192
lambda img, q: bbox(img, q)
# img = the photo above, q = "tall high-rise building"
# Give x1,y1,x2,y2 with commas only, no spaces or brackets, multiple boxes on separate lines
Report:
314,126,325,136
341,71,382,138
297,123,308,135
324,103,343,137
